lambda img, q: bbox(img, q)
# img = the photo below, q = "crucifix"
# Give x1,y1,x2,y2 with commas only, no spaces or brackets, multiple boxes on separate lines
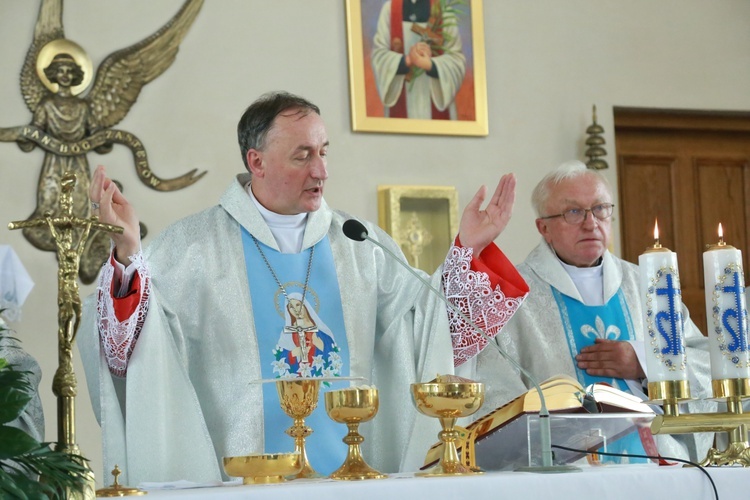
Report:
8,171,123,496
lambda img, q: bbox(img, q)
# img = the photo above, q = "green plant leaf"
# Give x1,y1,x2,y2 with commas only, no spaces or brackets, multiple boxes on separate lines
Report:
18,446,90,499
2,472,52,500
0,425,39,459
0,467,30,500
0,369,33,424
1,445,90,500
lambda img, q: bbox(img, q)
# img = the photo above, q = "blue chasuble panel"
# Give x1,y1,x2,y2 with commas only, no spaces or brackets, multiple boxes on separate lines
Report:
242,230,351,475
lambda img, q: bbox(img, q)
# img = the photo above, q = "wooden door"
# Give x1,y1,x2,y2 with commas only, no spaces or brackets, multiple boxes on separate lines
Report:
615,108,750,336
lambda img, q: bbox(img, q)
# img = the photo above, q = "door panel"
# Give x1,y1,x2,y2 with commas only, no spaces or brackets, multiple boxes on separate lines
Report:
618,155,677,259
615,109,750,336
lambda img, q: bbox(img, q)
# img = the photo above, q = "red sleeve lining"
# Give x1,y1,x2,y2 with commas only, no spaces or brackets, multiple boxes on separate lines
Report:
110,254,142,322
455,237,529,298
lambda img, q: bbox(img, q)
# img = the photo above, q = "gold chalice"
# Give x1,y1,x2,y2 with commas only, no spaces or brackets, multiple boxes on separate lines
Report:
276,378,323,478
223,453,302,484
324,387,387,480
411,376,485,477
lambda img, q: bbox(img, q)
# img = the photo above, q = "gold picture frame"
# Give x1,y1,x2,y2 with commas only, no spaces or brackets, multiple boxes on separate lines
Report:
345,0,488,136
378,185,459,272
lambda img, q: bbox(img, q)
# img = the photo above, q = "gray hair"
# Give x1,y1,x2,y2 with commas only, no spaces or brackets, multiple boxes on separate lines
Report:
237,91,321,170
531,160,612,217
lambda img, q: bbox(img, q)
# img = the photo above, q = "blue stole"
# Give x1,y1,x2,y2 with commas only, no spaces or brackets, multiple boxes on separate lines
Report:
551,287,649,463
242,229,350,475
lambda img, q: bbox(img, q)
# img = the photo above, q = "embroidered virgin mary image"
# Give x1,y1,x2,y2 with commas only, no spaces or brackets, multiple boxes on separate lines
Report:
272,292,342,379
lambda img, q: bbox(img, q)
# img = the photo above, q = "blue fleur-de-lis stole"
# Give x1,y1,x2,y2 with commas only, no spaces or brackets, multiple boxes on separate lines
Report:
550,286,648,462
551,287,634,391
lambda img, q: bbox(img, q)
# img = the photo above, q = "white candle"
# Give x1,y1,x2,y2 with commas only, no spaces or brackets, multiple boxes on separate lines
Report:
702,224,750,380
639,221,689,382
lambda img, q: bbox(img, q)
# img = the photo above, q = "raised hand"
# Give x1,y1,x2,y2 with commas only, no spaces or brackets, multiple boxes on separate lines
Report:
457,173,516,255
90,165,141,265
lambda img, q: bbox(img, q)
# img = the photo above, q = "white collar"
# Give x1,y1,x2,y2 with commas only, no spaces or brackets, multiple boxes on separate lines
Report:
246,182,307,253
558,254,604,305
559,258,603,278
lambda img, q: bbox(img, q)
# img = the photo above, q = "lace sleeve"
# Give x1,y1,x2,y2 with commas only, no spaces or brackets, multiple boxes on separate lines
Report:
443,245,524,366
96,251,151,377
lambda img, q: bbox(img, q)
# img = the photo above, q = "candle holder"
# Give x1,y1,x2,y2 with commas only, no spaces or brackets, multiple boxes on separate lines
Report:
649,378,750,467
641,224,750,466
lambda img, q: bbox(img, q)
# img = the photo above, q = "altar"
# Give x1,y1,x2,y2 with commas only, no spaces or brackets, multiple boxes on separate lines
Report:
137,466,740,500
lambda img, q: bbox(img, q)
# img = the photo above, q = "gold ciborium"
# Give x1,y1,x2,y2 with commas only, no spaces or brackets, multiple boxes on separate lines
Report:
324,387,387,480
223,453,302,484
276,378,322,478
411,375,484,477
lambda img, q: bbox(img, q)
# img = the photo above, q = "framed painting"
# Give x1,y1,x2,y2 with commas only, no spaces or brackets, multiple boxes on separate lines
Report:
345,0,488,136
377,185,458,272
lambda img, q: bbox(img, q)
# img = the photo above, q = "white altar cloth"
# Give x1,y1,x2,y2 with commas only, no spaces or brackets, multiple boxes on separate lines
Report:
135,465,743,500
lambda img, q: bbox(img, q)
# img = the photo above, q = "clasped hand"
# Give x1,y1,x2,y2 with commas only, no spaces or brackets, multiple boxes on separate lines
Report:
405,42,433,71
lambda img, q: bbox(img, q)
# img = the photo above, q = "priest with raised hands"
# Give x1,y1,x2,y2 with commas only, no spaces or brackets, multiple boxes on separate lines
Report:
79,91,528,485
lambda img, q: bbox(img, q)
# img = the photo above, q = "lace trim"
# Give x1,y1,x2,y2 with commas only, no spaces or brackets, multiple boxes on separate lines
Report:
96,252,151,377
443,245,524,367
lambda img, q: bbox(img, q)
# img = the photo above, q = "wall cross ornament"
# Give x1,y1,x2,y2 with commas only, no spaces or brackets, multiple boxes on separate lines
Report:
0,0,206,284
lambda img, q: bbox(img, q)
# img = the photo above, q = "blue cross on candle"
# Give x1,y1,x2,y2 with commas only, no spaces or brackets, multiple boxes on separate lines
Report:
655,273,684,356
721,269,749,353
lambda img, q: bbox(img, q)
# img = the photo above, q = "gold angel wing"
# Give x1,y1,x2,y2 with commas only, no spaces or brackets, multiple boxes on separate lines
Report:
19,0,63,113
87,0,204,129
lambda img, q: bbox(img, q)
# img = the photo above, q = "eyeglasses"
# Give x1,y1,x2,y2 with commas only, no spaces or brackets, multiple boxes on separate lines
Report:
539,203,614,225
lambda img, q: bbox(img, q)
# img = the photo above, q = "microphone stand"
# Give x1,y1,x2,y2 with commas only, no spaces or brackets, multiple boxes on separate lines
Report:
351,224,578,472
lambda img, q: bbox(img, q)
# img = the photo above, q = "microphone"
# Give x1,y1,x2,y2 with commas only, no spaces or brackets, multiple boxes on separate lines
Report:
342,219,570,471
342,219,368,241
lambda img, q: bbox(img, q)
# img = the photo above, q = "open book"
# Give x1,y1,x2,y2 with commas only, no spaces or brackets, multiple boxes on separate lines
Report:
521,374,654,414
423,374,655,470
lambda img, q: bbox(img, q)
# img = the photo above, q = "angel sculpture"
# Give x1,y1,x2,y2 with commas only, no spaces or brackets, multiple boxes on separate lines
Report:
0,0,206,283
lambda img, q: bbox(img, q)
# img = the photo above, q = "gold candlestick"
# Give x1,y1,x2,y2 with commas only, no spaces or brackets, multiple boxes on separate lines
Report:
643,221,750,466
650,381,750,466
8,172,123,498
698,379,750,466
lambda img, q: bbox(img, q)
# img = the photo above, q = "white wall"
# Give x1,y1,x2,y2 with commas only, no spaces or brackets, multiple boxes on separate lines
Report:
1,0,749,486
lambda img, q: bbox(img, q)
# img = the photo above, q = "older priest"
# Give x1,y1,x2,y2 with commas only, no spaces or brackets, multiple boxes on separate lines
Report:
475,160,715,462
79,91,528,485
